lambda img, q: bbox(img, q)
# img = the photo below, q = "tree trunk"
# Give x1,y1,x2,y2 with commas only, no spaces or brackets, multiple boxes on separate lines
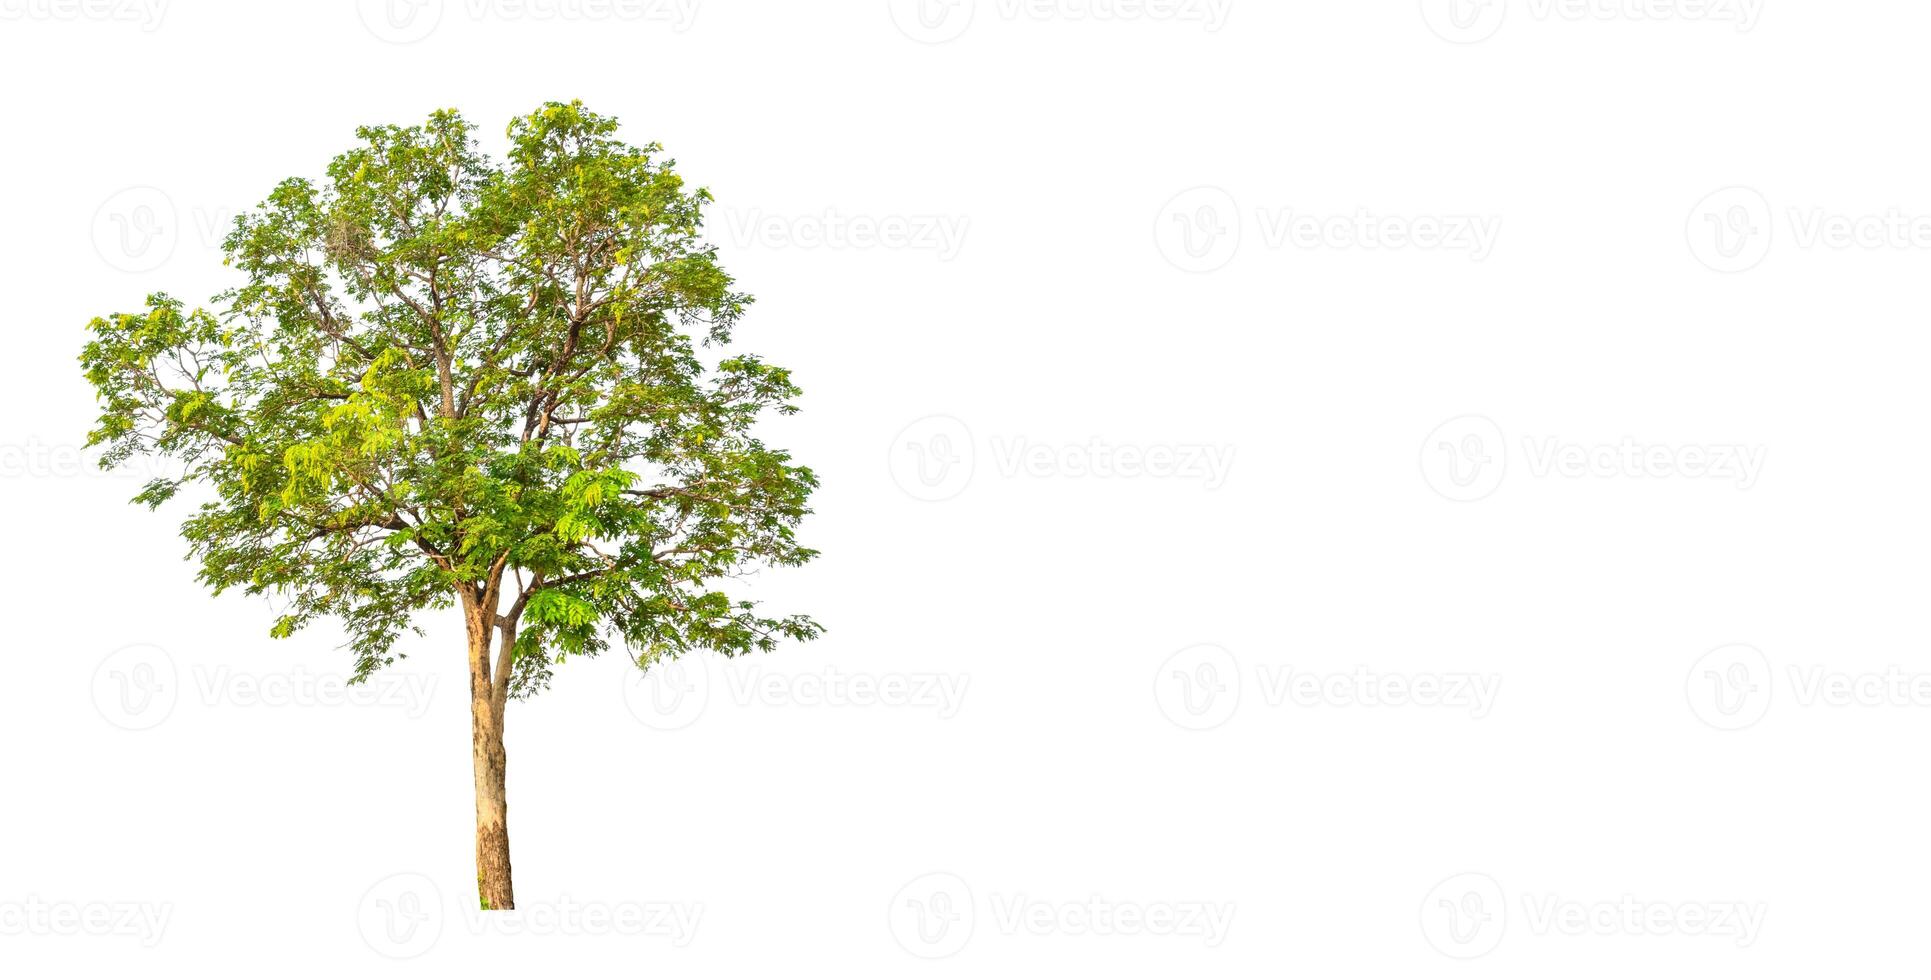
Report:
469,619,514,910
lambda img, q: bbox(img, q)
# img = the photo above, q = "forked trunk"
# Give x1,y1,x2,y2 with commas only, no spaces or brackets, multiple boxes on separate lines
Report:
469,621,514,910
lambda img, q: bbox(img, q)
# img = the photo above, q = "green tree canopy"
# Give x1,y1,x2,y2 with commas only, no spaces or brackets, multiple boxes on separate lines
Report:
82,102,822,695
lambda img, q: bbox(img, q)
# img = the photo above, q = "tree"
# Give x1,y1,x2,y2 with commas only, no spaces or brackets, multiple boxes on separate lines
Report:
79,102,823,910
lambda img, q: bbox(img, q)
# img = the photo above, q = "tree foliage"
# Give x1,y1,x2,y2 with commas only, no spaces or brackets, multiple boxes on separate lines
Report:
81,102,822,695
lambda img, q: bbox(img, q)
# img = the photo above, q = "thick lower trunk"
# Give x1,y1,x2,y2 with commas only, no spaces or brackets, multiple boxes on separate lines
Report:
469,627,514,910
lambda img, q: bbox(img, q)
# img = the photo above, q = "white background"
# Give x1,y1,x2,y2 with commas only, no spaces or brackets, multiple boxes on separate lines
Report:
2,0,1925,973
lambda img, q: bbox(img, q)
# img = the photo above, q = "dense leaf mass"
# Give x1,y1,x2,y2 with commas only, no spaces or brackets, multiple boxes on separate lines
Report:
81,103,822,694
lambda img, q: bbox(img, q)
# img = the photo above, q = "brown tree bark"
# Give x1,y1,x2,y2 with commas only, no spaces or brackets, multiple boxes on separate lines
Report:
467,605,514,910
